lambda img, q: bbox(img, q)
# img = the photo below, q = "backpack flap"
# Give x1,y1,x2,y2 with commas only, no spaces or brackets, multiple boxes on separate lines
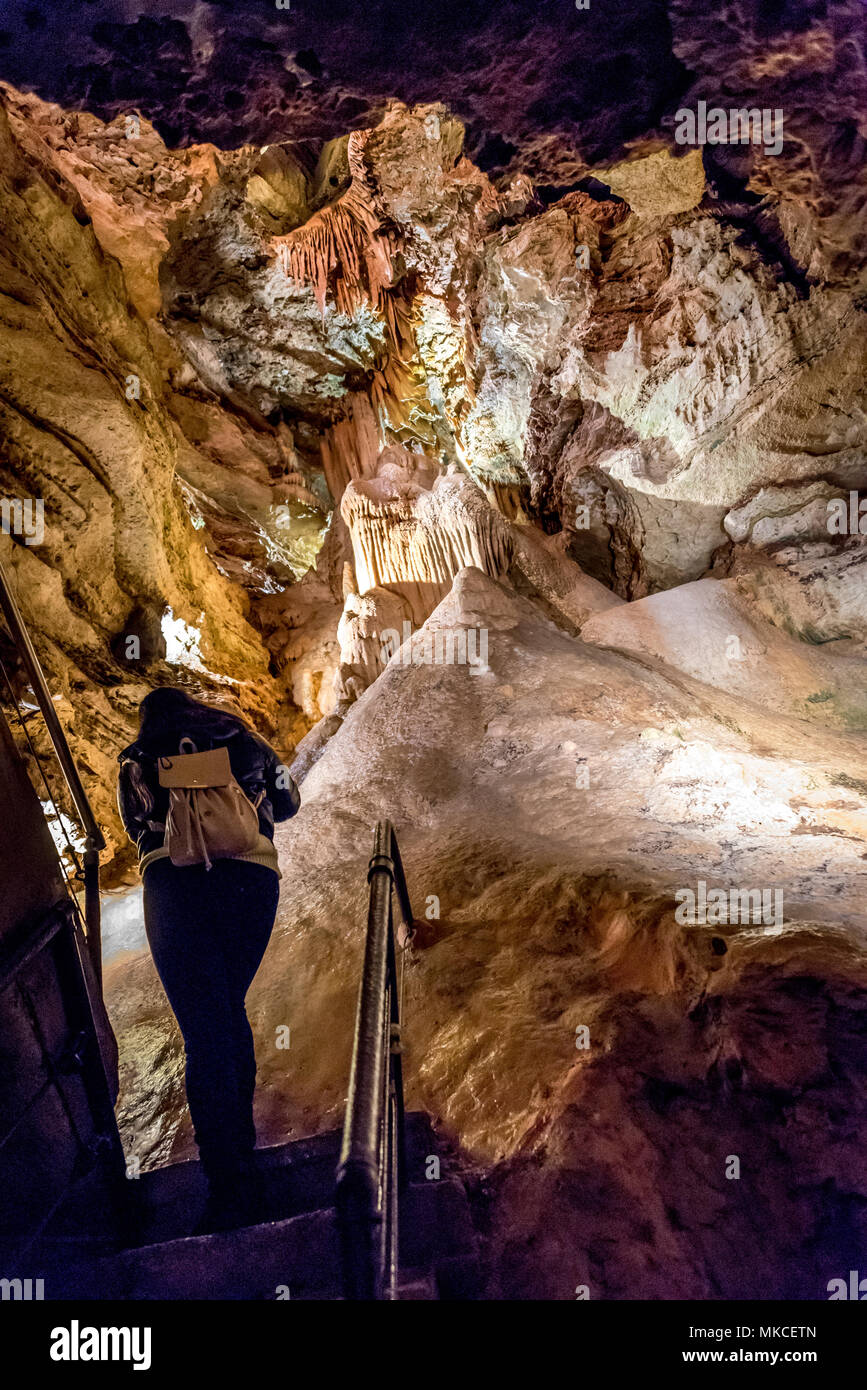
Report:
158,746,232,789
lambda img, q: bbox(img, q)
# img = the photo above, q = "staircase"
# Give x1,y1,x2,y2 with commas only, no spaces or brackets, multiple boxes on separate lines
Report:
44,1113,481,1301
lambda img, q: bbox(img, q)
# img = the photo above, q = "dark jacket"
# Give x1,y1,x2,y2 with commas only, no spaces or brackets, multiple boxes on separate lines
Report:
117,723,300,864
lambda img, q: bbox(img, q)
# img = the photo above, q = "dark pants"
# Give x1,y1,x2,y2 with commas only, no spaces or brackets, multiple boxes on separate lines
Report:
143,857,280,1179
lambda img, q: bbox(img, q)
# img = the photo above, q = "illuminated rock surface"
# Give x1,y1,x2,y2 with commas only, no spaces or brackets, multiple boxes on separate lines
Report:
1,0,866,1298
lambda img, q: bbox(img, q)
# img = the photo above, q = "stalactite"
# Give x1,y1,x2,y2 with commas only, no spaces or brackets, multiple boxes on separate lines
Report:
319,393,381,503
485,482,531,523
273,128,431,448
274,132,393,316
340,454,514,625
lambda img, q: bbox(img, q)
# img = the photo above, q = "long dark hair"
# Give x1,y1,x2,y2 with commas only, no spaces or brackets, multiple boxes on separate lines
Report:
132,687,252,756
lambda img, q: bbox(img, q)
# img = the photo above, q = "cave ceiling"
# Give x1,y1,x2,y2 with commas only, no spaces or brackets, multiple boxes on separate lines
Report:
0,0,861,211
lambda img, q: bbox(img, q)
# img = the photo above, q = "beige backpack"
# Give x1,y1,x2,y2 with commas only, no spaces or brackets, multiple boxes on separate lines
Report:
158,738,261,870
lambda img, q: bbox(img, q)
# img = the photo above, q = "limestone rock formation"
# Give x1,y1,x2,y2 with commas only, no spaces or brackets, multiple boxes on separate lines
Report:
0,90,287,864
581,576,867,729
341,461,513,625
1,2,866,1303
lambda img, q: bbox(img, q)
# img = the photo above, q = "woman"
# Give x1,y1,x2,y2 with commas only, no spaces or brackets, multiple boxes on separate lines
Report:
117,687,300,1230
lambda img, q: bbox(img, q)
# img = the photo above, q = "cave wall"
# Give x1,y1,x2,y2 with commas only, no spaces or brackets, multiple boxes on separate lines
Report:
0,0,865,1300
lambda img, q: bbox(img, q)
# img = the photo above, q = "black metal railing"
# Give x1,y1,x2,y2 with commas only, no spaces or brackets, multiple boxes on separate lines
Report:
335,820,415,1300
0,557,106,985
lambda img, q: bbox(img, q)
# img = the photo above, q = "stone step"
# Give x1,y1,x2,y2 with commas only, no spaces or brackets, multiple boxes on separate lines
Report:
41,1112,481,1300
401,1179,482,1299
400,1178,478,1264
434,1251,484,1301
126,1110,440,1247
68,1176,480,1301
94,1208,343,1301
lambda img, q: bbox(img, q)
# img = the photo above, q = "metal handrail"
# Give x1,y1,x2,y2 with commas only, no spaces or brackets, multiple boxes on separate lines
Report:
0,558,105,983
335,820,414,1300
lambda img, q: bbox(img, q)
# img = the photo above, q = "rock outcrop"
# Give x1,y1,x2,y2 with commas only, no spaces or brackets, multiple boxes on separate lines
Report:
0,90,287,866
581,576,867,729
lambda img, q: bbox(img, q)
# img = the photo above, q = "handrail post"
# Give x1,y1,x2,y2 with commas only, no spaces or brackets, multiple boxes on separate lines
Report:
336,819,415,1300
334,1157,381,1300
335,821,394,1299
386,896,407,1197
